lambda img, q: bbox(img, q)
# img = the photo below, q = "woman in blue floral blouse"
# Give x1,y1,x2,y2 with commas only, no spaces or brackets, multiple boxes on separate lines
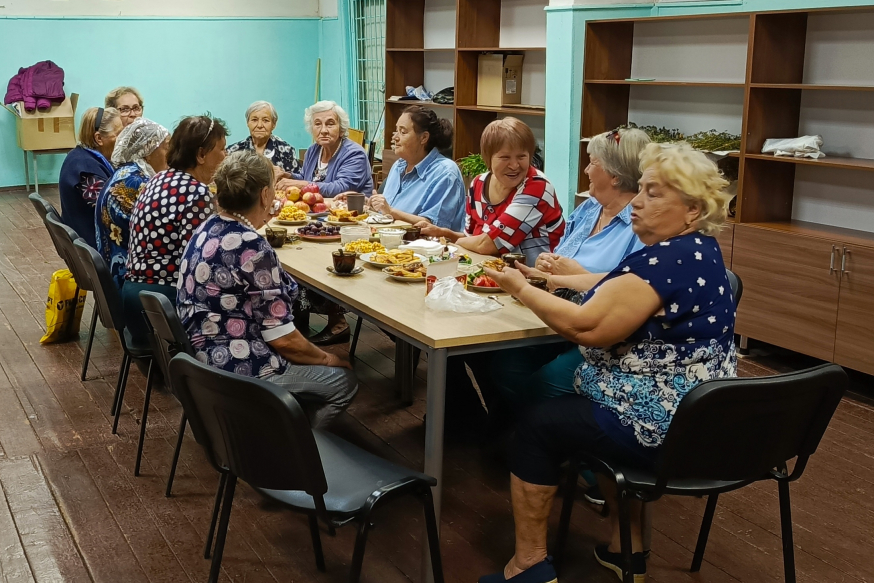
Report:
479,143,737,583
95,117,170,289
176,150,357,428
226,101,301,180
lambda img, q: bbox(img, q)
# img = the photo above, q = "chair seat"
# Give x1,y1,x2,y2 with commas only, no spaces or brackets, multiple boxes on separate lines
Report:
615,463,753,496
259,430,436,516
123,328,152,358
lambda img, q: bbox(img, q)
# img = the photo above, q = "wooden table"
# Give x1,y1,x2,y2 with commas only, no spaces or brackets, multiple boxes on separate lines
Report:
275,238,563,581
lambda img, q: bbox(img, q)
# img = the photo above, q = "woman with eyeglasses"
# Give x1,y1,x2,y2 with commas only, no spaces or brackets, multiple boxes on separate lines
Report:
121,115,227,347
105,86,144,127
58,106,122,247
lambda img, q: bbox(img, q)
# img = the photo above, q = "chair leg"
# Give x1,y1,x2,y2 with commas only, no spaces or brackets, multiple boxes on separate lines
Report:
308,515,326,572
204,472,228,559
110,353,130,417
80,308,98,381
111,354,132,433
691,494,719,572
778,481,796,583
349,316,363,361
208,474,237,583
553,459,580,572
134,360,155,477
166,414,187,497
347,518,372,583
617,491,635,583
421,487,445,583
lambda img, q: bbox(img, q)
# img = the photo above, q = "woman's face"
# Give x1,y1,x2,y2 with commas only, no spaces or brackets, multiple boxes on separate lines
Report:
392,113,427,162
198,136,228,182
585,156,617,202
247,108,276,142
144,137,170,173
95,116,124,157
116,92,143,127
311,110,341,149
490,146,530,190
630,166,700,245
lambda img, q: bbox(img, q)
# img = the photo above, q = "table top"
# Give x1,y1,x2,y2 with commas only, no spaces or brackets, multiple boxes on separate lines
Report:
274,237,559,350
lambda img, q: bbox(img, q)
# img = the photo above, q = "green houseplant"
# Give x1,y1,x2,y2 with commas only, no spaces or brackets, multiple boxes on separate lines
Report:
457,153,488,179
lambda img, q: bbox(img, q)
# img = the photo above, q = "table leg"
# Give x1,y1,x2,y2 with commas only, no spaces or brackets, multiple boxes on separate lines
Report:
422,347,447,583
33,153,40,195
24,151,30,193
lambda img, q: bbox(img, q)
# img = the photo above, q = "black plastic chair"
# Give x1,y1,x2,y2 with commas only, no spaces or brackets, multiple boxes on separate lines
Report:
168,353,444,583
554,363,847,583
28,192,59,221
138,291,194,493
72,239,153,434
44,213,99,381
726,268,743,305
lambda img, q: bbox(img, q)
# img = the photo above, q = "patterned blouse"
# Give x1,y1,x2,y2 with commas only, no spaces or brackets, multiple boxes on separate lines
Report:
573,233,737,448
126,169,214,286
226,135,301,175
95,163,149,289
176,215,299,379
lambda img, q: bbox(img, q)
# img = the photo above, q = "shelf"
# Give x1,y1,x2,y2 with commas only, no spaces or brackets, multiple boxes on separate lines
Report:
456,105,546,117
386,48,456,52
585,80,745,88
744,153,874,172
457,47,546,52
744,220,874,248
750,83,874,91
385,100,455,109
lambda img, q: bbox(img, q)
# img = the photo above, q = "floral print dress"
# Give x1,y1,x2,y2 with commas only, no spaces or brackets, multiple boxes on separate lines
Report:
95,163,148,288
176,215,300,379
226,135,301,175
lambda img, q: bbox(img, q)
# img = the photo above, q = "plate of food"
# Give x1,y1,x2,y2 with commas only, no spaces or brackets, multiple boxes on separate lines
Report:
274,206,309,225
466,266,504,292
297,222,341,242
359,249,427,268
383,261,427,282
307,211,330,218
325,209,369,225
343,239,385,256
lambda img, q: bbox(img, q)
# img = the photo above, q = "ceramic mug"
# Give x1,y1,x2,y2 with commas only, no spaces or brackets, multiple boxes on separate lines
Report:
332,251,357,273
347,193,366,213
265,226,287,248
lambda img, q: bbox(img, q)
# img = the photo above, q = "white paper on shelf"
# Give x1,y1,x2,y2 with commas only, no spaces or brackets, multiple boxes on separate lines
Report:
762,136,825,159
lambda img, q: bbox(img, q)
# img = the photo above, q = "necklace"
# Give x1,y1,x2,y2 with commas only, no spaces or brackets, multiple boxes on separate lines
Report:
227,212,256,231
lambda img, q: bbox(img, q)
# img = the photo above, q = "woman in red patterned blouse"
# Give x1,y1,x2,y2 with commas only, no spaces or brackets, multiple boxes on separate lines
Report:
419,117,565,264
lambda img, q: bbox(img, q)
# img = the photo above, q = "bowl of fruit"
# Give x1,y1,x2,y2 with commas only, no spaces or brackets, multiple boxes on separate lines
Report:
297,222,342,242
275,184,329,218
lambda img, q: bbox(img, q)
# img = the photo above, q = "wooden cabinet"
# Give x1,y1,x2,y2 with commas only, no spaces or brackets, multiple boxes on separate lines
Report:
732,225,841,361
834,245,874,375
716,223,734,268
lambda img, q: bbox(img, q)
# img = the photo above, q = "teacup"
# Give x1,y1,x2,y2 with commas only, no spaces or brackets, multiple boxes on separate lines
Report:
265,226,287,248
526,276,548,291
347,193,366,213
403,226,421,242
332,251,357,273
503,253,527,269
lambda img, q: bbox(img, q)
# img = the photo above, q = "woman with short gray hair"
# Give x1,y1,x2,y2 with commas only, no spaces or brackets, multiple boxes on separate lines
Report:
226,100,302,176
287,99,373,197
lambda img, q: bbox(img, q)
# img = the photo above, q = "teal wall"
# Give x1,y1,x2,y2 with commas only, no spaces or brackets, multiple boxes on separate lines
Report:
545,0,874,213
0,17,342,188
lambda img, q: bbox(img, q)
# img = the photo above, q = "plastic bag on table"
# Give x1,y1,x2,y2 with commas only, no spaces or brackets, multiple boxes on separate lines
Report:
39,269,87,344
425,276,502,313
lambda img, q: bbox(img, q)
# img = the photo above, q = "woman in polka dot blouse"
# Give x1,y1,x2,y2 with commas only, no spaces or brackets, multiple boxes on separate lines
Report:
121,115,228,347
480,143,737,583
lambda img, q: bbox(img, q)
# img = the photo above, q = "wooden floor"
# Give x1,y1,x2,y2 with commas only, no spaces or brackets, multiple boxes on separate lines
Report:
1,186,872,583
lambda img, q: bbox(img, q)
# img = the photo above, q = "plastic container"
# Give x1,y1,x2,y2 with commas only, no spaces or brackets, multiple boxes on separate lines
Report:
380,228,405,249
340,225,371,245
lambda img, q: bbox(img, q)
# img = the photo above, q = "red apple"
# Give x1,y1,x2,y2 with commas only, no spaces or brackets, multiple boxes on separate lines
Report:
293,201,311,212
301,183,320,194
313,192,324,204
311,202,328,213
302,192,319,207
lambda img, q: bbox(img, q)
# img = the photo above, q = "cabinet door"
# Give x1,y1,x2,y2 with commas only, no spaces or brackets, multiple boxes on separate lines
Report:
835,245,874,376
716,223,734,268
732,225,841,360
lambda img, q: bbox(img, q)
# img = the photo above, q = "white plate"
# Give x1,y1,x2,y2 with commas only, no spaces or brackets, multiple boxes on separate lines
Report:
399,242,458,256
359,252,427,268
468,284,505,293
382,268,426,282
307,211,329,218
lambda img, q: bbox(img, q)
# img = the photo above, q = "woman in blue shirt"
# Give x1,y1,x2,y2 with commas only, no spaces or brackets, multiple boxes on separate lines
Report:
369,105,465,230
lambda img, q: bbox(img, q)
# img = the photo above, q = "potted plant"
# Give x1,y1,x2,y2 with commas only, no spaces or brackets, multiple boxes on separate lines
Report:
457,153,487,189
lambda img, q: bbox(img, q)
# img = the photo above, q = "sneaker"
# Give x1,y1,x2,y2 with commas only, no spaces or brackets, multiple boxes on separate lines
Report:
594,545,646,583
479,556,558,583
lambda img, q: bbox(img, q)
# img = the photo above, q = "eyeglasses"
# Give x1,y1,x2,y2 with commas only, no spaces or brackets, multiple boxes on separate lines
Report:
606,129,621,145
118,105,143,116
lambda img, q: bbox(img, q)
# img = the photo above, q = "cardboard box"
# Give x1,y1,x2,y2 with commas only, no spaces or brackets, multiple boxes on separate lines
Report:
5,94,79,151
477,54,523,107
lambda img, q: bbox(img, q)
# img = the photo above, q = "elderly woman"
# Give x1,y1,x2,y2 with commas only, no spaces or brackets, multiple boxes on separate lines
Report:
95,118,170,289
105,86,144,127
177,151,357,427
418,117,565,263
226,100,302,177
284,100,372,196
121,115,227,347
59,107,122,247
479,143,736,583
369,105,465,230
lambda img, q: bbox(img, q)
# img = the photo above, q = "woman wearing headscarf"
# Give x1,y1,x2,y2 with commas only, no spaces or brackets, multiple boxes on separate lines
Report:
95,118,170,289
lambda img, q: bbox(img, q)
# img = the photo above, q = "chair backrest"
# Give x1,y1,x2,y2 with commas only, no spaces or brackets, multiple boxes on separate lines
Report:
347,128,366,146
139,291,193,389
28,193,59,221
72,239,125,332
45,213,92,291
655,363,847,487
726,268,743,306
168,353,329,498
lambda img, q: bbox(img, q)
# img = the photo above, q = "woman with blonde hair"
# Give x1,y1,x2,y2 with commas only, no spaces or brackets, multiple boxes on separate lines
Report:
58,106,122,247
479,143,735,583
105,86,144,127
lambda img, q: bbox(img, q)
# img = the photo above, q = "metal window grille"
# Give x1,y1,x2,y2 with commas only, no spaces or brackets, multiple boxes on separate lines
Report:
350,0,386,154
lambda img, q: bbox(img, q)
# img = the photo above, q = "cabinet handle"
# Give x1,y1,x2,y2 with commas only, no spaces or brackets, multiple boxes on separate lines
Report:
829,245,836,274
842,247,851,275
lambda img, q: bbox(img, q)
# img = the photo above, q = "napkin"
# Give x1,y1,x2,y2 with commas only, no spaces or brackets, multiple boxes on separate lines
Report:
399,239,444,255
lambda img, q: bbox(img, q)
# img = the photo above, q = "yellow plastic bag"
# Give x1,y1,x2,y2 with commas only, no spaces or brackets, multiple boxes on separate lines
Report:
39,269,87,344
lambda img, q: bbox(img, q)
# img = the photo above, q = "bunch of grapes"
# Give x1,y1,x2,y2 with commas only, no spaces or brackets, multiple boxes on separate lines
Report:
299,222,340,237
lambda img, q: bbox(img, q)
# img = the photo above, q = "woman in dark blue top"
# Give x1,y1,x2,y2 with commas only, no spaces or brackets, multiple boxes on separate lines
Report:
479,143,736,583
58,106,121,247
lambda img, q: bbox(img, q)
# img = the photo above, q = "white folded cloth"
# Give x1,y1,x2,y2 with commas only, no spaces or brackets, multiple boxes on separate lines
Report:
399,239,444,254
762,136,825,159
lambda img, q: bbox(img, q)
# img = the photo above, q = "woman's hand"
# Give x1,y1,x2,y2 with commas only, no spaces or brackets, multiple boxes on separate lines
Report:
369,193,391,215
484,266,528,297
419,223,444,238
535,253,588,276
516,262,561,291
274,165,290,181
324,351,352,369
275,178,296,191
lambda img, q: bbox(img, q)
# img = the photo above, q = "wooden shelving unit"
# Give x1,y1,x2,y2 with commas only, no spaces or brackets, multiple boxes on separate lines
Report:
385,0,548,164
579,6,874,375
